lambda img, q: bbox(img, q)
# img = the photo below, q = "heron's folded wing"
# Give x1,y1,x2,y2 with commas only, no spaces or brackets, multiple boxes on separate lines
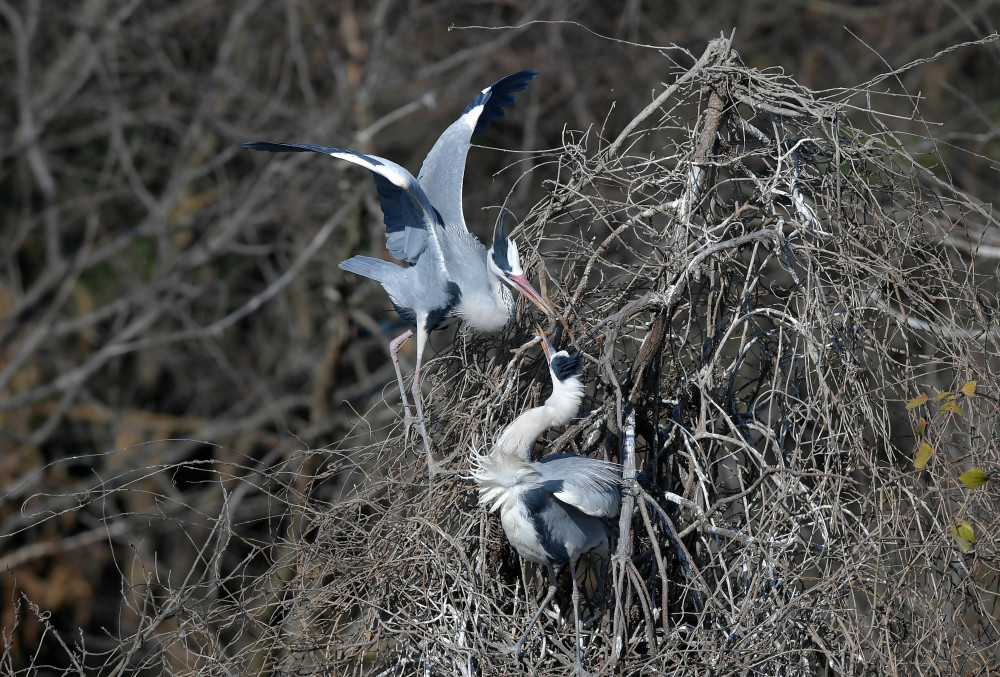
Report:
243,142,448,274
537,454,622,518
416,71,537,233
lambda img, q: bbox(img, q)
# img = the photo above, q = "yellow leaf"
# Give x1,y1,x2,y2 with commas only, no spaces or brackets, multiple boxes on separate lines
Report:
914,442,933,469
951,520,975,552
940,401,966,419
935,392,950,403
959,469,989,490
906,394,929,409
914,417,927,437
960,381,977,397
955,521,975,542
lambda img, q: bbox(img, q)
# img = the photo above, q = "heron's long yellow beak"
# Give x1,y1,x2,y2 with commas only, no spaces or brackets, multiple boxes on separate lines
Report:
505,273,555,318
538,326,555,363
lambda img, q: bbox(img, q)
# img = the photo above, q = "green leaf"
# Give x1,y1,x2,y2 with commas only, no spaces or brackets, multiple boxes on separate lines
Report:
951,520,975,553
935,392,951,403
960,381,977,397
915,442,933,470
914,417,927,438
959,469,989,490
906,394,929,409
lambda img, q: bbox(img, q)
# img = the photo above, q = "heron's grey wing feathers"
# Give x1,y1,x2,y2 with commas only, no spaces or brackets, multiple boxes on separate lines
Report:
416,71,537,234
338,255,402,284
437,230,490,301
537,454,622,518
243,142,448,276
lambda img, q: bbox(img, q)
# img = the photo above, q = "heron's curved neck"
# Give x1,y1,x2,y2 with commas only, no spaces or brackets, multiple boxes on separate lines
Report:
458,276,513,333
493,374,583,460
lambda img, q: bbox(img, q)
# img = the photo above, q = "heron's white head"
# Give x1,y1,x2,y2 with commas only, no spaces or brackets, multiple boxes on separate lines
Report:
484,330,586,461
486,219,555,319
539,330,585,424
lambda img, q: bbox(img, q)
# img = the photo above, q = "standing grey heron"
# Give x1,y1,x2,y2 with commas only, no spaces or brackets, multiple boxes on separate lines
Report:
473,332,621,674
244,72,554,475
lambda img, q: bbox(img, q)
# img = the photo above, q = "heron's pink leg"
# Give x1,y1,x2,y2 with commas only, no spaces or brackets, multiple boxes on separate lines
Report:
389,328,414,421
569,558,586,676
411,350,439,478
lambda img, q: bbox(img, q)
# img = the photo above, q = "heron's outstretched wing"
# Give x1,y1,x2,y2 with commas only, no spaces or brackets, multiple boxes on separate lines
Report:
537,454,622,518
416,71,538,233
243,142,447,274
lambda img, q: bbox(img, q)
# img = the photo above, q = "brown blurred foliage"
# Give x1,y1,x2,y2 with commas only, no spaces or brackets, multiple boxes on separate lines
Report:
1,1,999,675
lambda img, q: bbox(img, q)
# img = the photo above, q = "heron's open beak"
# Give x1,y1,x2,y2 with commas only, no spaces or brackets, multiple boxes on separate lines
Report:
505,273,556,318
538,327,555,363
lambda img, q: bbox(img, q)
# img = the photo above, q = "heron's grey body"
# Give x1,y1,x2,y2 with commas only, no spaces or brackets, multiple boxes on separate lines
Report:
245,72,551,475
499,455,619,556
477,450,619,567
473,338,621,674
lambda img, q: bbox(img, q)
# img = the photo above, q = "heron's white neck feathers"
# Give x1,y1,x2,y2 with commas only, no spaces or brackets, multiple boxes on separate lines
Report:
455,276,514,334
492,371,584,459
546,372,585,427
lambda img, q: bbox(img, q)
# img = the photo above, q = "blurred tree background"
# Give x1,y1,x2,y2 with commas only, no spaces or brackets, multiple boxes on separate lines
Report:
1,1,998,674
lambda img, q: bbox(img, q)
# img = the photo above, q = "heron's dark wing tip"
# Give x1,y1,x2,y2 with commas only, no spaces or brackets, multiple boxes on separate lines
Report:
471,70,540,135
243,141,308,153
243,141,350,155
508,70,539,85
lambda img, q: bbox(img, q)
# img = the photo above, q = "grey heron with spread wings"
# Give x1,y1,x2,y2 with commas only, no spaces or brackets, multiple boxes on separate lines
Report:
245,72,553,475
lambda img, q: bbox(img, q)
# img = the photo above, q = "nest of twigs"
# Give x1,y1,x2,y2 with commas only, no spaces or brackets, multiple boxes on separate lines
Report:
226,37,999,676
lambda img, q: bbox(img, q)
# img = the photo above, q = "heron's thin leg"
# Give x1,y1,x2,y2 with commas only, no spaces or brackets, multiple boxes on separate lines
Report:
496,565,558,657
569,558,586,676
411,351,438,478
582,553,609,629
389,328,414,421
